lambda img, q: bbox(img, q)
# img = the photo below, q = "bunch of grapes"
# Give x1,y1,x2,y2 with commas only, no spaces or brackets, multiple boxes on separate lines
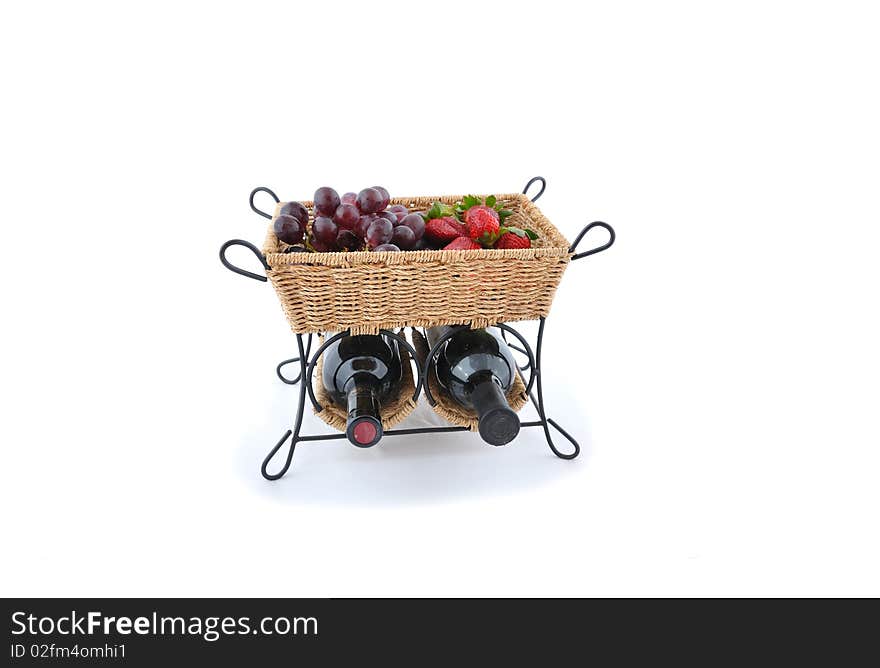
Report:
275,186,428,253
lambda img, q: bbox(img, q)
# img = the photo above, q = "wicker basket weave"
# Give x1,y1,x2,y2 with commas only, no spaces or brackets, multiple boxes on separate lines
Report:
262,193,571,335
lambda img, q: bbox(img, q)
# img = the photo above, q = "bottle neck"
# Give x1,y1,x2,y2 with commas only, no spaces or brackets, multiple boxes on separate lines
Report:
468,372,520,446
345,376,383,447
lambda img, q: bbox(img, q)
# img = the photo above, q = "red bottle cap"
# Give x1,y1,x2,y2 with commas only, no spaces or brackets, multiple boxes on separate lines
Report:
352,419,378,446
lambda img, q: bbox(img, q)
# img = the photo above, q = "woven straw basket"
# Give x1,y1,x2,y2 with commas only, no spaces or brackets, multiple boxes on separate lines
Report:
262,193,571,335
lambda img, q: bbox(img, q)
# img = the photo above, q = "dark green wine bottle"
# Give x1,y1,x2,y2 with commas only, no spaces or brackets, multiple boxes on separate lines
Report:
426,326,521,446
321,334,402,447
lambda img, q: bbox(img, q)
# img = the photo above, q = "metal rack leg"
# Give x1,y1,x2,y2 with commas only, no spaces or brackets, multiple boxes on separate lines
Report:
530,317,581,460
261,333,308,480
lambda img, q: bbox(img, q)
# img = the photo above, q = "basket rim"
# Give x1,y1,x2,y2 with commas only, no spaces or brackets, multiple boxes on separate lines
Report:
262,192,572,266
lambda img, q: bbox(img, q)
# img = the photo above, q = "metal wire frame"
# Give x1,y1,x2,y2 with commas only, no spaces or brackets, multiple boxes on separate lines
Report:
260,328,424,480
220,176,616,480
276,334,313,385
260,317,573,480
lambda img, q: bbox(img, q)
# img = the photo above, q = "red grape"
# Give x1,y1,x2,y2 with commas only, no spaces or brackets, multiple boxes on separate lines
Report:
389,204,409,222
314,187,340,216
341,191,358,206
371,186,390,210
337,228,361,251
377,210,397,224
354,215,373,240
334,203,360,229
400,213,425,240
274,214,304,245
365,218,393,248
374,243,400,252
309,233,336,253
357,188,383,214
391,225,416,250
313,216,338,245
279,201,309,226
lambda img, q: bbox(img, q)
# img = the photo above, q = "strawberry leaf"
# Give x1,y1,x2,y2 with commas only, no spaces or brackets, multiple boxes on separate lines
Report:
506,226,528,238
437,202,455,217
462,195,481,209
485,195,496,208
524,228,538,240
498,209,514,223
427,202,442,219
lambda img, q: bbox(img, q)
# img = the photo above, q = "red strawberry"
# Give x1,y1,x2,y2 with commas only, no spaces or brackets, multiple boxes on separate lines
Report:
425,216,466,244
464,205,500,243
443,236,482,250
495,230,531,249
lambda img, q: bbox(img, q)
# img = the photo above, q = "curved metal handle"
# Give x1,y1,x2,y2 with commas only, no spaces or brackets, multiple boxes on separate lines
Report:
219,239,270,282
249,186,280,220
569,221,615,261
522,176,546,202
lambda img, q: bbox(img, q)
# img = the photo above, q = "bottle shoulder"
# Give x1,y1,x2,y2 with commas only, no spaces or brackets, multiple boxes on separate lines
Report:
321,334,401,396
432,328,516,391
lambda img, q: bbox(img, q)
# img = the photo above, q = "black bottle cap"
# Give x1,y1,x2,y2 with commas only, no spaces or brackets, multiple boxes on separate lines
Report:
478,406,520,446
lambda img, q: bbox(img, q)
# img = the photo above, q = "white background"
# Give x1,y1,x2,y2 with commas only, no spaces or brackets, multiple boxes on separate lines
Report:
2,1,878,597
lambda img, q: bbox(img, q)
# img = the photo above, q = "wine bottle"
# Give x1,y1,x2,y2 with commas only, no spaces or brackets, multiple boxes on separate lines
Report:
321,334,402,447
425,326,521,445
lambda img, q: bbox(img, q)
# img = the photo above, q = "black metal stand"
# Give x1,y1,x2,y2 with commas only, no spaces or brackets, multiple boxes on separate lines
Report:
221,177,615,481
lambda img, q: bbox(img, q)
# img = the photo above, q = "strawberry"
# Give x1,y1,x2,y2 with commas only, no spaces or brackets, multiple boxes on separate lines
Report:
456,194,513,223
443,236,482,250
455,195,514,247
495,231,531,249
464,205,500,244
494,226,538,249
425,216,466,244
